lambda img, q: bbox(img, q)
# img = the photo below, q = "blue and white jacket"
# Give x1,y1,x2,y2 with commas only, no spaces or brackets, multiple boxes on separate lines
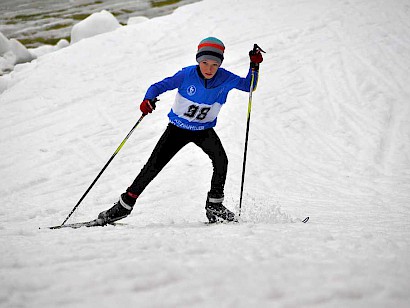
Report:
144,65,258,131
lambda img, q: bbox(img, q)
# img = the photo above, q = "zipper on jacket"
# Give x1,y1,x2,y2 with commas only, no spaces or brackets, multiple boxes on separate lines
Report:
197,65,208,89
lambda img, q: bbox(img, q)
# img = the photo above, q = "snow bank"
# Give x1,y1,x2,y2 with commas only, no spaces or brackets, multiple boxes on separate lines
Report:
127,16,149,25
0,9,123,90
0,32,35,75
0,32,11,55
29,39,70,58
70,10,121,44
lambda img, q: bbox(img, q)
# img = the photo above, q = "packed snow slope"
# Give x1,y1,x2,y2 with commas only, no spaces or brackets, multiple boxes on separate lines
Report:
1,0,410,307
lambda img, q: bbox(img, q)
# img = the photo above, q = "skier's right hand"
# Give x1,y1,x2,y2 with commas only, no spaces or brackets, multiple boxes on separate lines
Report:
140,98,157,115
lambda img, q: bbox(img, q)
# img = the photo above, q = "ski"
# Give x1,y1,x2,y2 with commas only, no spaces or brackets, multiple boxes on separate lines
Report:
205,219,239,225
47,218,118,229
47,217,309,229
205,216,309,225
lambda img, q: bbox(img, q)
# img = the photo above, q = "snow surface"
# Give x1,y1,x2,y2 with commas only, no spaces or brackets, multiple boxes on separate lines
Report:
1,0,410,307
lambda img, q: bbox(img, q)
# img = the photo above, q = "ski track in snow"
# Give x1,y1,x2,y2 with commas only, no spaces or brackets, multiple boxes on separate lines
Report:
1,0,410,307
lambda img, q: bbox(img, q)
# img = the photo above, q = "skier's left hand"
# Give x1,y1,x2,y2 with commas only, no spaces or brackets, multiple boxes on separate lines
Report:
249,44,265,70
249,49,263,65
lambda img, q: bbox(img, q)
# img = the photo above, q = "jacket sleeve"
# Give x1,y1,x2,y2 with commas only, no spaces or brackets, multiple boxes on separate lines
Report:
144,69,185,100
234,67,259,92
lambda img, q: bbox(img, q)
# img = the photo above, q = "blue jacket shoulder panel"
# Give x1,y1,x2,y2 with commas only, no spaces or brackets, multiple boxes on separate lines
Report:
144,69,185,100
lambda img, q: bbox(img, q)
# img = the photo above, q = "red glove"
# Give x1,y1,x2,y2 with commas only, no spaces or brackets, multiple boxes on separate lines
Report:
249,50,263,64
249,44,265,70
140,98,157,115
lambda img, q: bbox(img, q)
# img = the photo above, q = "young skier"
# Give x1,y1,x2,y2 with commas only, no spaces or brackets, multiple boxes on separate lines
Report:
98,37,263,224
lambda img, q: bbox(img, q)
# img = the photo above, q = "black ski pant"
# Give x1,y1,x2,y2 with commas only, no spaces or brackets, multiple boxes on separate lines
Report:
127,123,228,197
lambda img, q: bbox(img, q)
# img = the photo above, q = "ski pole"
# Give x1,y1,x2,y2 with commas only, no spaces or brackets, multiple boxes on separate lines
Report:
58,111,149,227
238,44,264,216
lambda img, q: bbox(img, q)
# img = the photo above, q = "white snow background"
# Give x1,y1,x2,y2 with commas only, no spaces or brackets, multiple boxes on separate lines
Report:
1,0,410,307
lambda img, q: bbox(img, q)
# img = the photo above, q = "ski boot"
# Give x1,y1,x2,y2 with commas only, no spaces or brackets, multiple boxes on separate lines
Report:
205,192,236,223
98,192,136,224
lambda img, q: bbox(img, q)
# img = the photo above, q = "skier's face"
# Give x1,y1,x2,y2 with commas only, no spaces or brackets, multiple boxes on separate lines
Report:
199,59,220,79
